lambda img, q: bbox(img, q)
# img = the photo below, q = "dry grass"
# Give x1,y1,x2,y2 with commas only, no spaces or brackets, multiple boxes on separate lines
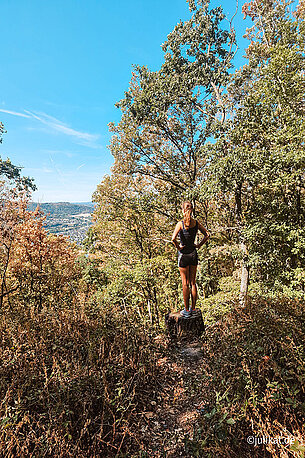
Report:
0,301,159,457
0,294,304,457
186,296,305,457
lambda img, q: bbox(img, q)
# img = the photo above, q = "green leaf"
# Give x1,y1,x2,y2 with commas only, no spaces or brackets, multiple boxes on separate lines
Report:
226,418,235,425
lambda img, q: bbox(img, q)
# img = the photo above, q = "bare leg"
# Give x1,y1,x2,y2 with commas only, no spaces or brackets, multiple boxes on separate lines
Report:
179,266,190,311
189,264,198,310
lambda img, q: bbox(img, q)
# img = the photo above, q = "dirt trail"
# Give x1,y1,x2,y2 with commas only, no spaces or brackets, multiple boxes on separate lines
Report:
135,338,213,457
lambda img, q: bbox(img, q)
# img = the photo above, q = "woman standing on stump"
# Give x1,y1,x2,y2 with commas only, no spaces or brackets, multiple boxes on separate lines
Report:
172,201,210,317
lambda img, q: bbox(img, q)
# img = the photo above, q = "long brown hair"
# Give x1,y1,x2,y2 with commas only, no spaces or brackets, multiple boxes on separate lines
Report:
182,201,193,229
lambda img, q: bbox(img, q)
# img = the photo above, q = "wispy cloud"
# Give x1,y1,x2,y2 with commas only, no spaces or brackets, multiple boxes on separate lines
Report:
76,163,86,170
25,110,100,146
0,108,31,118
0,107,101,148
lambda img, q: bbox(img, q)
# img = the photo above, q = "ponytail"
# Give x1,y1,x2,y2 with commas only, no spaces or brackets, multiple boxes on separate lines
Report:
182,201,193,229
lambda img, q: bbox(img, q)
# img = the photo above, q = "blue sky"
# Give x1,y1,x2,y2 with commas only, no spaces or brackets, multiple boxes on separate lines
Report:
0,0,250,202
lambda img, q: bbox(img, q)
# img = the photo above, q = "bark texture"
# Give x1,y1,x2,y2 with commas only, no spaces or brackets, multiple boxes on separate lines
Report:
165,309,205,340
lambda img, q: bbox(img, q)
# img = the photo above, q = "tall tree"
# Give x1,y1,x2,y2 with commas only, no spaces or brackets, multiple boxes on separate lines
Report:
211,0,305,301
109,0,236,211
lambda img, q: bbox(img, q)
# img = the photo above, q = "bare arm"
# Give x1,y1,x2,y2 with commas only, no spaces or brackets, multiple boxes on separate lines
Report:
195,221,210,249
171,221,184,250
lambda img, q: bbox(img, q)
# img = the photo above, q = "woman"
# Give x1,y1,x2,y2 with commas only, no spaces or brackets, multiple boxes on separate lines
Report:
171,201,210,317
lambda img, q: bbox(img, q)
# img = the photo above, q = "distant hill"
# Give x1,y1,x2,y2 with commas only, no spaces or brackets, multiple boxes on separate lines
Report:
72,202,95,207
28,202,94,216
28,202,95,243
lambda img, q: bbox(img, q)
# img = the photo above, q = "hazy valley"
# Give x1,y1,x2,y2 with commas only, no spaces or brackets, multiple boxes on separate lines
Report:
28,201,94,243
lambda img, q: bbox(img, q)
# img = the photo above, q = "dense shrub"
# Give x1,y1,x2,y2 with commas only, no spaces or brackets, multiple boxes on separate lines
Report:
188,296,305,457
0,302,159,457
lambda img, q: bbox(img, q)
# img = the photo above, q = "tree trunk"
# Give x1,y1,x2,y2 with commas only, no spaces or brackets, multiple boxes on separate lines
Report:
165,309,205,340
235,182,250,307
239,241,249,307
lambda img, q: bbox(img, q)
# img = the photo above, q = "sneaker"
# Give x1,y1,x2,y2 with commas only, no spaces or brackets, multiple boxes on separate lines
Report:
180,308,191,317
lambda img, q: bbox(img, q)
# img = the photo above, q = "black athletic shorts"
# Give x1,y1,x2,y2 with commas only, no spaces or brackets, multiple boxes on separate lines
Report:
178,249,198,268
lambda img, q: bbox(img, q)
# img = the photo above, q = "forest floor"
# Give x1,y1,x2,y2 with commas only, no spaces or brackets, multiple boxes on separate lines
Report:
127,297,305,458
145,339,214,457
129,333,247,458
134,337,207,457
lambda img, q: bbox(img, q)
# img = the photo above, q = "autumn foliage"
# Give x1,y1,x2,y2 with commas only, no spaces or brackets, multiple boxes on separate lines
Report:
0,191,80,309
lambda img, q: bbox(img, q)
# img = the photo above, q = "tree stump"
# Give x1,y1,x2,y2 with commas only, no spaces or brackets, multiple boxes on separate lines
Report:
165,309,205,340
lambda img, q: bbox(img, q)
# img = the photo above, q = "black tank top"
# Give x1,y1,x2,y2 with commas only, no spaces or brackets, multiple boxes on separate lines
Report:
179,220,198,254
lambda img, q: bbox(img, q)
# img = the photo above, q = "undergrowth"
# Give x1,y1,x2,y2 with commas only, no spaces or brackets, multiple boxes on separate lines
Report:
1,290,304,457
0,301,160,457
187,295,305,457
